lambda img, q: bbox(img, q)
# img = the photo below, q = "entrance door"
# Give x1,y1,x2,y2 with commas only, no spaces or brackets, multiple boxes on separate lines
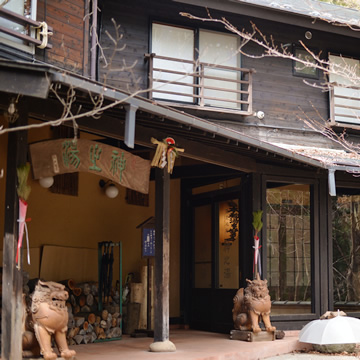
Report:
190,196,240,332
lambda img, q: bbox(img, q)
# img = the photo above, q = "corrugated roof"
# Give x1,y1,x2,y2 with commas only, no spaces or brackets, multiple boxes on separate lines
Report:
271,143,360,172
234,0,360,26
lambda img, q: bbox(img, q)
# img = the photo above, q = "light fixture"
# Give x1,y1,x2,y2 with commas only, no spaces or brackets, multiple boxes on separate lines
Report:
256,111,265,119
99,179,119,199
39,176,54,188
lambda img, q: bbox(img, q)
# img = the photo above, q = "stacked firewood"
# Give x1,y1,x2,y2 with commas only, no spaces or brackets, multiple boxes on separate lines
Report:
62,279,122,345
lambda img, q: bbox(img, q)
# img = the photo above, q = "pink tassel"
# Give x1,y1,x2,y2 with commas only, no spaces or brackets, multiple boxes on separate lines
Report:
16,198,28,266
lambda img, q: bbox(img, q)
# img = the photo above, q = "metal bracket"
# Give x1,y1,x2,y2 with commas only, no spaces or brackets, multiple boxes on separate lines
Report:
36,21,53,49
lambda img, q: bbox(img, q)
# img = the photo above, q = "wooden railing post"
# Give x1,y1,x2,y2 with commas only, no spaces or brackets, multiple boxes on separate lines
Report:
329,85,335,125
247,71,253,115
149,53,155,100
199,63,205,107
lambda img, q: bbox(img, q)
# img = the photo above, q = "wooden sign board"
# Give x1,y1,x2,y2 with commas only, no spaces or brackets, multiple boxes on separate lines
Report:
29,139,151,194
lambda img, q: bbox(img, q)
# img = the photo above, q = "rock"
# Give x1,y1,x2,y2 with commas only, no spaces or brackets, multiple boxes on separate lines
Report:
149,340,176,352
275,330,285,339
313,343,356,353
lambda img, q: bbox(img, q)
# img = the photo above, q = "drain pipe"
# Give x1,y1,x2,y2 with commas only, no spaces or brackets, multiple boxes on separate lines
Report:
328,168,336,197
90,0,98,81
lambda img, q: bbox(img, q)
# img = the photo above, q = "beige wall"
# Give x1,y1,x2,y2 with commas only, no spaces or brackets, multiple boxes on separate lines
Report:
0,117,181,317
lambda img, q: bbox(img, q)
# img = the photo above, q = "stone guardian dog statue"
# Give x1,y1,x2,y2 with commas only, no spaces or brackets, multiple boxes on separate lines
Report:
29,280,76,360
232,275,276,333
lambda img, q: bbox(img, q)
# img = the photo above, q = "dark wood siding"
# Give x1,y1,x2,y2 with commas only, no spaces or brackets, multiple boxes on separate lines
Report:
98,0,360,137
36,0,88,74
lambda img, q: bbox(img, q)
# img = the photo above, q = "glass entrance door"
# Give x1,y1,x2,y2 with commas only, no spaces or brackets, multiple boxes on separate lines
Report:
190,196,240,332
266,182,313,315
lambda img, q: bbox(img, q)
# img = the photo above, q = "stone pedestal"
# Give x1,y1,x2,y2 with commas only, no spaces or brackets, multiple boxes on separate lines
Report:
149,340,176,352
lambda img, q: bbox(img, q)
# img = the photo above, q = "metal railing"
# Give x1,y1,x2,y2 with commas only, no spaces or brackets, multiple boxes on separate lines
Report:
145,53,254,115
0,7,53,49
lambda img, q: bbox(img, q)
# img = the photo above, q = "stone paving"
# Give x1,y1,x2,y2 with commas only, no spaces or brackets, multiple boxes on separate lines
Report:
67,329,311,360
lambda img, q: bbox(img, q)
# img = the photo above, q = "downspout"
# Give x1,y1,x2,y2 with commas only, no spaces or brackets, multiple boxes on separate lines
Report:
328,168,336,197
90,0,98,81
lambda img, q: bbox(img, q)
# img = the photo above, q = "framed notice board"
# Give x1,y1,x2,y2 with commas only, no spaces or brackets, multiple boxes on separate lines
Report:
142,228,155,257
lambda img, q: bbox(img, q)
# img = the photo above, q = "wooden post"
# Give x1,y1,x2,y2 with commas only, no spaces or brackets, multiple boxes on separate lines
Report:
2,100,28,360
154,167,170,342
150,167,176,352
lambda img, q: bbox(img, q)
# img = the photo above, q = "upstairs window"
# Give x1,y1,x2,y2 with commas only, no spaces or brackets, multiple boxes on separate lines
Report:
0,0,38,53
329,54,360,127
151,23,195,103
148,23,254,114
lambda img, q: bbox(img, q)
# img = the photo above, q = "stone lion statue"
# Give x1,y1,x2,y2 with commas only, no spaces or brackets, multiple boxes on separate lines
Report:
24,280,76,360
232,276,276,333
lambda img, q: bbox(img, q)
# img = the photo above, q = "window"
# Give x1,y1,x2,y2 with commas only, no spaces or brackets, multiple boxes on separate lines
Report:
329,54,360,126
152,23,195,103
332,190,360,313
0,0,38,53
266,183,312,315
149,23,253,113
293,46,319,79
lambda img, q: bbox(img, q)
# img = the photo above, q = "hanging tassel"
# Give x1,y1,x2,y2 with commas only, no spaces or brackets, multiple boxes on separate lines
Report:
16,198,31,268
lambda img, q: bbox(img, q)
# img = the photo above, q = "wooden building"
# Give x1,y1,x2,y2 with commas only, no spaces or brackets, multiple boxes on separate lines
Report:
1,0,360,358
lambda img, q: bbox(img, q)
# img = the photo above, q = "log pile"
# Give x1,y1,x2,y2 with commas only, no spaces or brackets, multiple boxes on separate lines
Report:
62,279,122,345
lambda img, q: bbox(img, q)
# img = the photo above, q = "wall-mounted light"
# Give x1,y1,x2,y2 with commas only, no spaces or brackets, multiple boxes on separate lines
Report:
256,111,265,120
99,179,119,199
39,176,54,188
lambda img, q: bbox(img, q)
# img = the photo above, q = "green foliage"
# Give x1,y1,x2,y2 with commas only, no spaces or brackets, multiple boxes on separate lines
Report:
17,163,31,201
252,210,263,233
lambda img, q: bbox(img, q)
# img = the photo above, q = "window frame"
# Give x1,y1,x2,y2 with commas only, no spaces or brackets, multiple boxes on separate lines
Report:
0,0,38,54
292,45,319,80
262,175,321,322
149,21,246,112
328,53,360,128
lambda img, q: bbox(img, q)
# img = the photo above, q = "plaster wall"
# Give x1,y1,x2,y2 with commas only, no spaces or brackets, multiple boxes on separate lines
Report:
0,116,181,318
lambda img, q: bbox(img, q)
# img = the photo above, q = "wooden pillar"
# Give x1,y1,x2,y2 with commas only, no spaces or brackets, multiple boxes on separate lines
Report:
150,167,176,352
2,100,28,360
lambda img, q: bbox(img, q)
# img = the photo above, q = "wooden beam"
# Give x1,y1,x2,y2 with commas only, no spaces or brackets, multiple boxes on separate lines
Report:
154,167,170,342
2,100,28,360
76,116,256,173
0,67,50,99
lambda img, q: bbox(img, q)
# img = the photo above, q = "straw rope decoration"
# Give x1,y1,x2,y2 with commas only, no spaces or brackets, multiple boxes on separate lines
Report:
151,137,184,174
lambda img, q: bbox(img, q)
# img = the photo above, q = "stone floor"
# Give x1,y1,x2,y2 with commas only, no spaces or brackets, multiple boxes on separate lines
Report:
65,329,311,360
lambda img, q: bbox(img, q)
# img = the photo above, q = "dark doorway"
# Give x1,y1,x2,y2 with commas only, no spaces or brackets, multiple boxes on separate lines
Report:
186,181,243,333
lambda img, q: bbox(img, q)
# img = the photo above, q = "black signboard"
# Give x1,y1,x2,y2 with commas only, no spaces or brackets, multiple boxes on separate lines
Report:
142,228,155,257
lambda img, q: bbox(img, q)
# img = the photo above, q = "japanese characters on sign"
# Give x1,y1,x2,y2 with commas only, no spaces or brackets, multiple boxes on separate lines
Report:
142,228,155,258
29,139,151,194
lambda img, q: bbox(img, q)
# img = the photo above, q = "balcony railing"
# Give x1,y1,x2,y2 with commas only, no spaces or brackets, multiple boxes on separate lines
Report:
145,53,254,115
0,7,53,49
329,83,360,127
